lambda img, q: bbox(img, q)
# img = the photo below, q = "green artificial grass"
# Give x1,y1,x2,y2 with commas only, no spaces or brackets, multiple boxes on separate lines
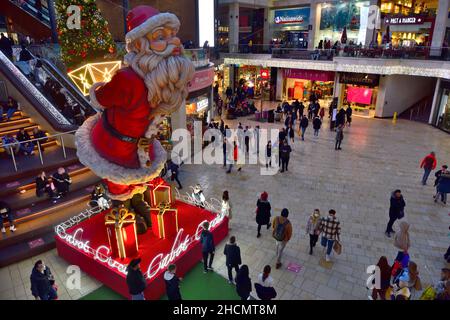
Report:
80,263,240,300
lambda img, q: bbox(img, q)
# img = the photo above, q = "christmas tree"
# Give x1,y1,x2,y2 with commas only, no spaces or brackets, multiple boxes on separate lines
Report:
55,0,116,70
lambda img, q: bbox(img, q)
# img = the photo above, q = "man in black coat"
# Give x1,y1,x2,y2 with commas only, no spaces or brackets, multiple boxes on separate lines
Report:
223,236,242,284
385,189,406,237
52,167,72,197
279,140,292,173
164,264,182,300
126,258,147,300
200,221,215,273
30,260,57,300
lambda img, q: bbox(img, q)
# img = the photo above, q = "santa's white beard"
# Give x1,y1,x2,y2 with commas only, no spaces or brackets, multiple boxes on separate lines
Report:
124,40,195,116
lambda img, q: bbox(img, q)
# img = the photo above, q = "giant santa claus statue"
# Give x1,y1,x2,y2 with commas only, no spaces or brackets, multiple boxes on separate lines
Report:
75,6,195,217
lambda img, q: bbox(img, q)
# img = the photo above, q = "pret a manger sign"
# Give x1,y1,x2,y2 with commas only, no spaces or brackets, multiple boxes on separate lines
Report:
56,212,225,279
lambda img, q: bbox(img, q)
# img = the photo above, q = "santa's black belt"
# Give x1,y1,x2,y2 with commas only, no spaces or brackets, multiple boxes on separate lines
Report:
102,110,139,144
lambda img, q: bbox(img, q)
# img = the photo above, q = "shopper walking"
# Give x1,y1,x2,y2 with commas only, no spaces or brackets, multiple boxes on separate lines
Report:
394,221,410,263
287,124,295,143
30,260,57,300
319,107,325,121
272,208,293,269
346,105,353,127
385,189,406,237
168,160,182,189
265,140,272,168
306,209,321,255
221,190,232,221
279,140,292,172
164,264,182,301
335,124,344,150
299,115,309,141
126,258,147,300
420,151,437,185
222,137,227,167
370,256,392,300
313,116,322,137
435,165,450,204
223,236,242,284
255,265,277,300
200,221,215,273
256,191,271,238
319,209,341,262
235,265,252,300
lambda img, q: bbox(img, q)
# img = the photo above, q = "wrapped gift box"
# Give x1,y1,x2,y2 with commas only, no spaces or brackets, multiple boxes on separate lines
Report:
105,208,139,259
150,203,179,239
149,178,175,207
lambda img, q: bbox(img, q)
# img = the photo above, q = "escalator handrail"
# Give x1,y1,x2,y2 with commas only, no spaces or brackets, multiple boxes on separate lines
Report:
9,0,50,26
0,51,77,132
28,51,96,115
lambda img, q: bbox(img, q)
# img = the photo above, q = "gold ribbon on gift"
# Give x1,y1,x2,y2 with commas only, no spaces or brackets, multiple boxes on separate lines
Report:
105,208,138,259
155,202,179,238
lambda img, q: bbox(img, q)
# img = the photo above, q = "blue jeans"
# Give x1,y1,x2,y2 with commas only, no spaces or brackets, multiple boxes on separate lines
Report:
6,108,16,120
0,214,14,229
321,236,335,255
301,127,306,140
422,168,431,185
314,129,319,136
131,292,145,300
20,142,34,154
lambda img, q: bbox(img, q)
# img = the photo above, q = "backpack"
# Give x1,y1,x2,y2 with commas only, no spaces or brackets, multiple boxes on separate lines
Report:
273,217,289,241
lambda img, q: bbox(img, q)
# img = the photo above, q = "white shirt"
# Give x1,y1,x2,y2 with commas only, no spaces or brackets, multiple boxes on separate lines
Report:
257,273,274,287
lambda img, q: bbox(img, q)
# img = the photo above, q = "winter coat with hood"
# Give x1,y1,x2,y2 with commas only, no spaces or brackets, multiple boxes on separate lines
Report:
164,271,181,300
394,221,410,252
256,198,271,225
126,266,147,295
223,243,242,266
389,192,406,219
30,266,53,299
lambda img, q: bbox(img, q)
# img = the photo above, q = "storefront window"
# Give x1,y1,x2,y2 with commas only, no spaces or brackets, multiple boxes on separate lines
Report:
282,69,335,103
339,73,379,118
237,66,271,99
317,0,370,46
436,88,450,132
380,0,438,17
186,95,210,136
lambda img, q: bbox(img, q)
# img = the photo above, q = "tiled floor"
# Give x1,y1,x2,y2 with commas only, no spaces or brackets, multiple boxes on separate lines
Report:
1,114,449,300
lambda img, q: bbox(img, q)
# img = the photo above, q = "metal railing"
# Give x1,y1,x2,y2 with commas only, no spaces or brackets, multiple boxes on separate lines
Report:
221,44,450,61
1,130,76,172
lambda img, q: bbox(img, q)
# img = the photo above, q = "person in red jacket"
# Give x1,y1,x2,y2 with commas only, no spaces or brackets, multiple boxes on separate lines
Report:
420,151,437,185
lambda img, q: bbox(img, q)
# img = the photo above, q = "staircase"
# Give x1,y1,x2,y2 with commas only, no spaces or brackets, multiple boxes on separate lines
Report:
398,95,433,123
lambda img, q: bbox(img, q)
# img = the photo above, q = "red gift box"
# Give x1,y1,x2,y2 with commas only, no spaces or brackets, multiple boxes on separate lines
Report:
105,208,139,259
150,203,179,239
148,178,175,207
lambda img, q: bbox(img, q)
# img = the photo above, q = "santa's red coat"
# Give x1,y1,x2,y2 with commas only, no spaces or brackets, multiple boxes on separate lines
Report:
75,67,167,200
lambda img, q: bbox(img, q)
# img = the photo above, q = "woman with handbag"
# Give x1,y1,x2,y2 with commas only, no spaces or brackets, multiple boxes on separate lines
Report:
306,209,321,255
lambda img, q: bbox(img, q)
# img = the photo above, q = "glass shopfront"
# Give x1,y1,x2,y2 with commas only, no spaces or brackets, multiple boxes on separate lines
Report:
316,0,371,46
237,65,272,99
339,72,380,118
434,80,450,133
282,68,335,102
186,92,212,137
268,7,311,49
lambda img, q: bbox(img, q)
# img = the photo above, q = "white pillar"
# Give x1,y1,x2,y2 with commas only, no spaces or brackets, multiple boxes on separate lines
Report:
308,2,319,50
429,78,441,124
364,0,380,46
431,0,450,56
171,99,187,131
229,2,240,53
276,68,283,101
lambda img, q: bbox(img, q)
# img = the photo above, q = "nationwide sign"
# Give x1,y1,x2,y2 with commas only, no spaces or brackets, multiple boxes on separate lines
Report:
384,16,425,25
273,7,310,27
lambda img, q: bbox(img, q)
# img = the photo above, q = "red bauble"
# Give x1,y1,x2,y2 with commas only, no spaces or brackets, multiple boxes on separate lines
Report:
81,51,87,58
108,46,114,53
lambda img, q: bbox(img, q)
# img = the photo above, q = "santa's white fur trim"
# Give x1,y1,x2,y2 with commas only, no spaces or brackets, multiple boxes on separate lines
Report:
75,113,167,185
106,185,148,201
125,12,180,44
89,82,107,111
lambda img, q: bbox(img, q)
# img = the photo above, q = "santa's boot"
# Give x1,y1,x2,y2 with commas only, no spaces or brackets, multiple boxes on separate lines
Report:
131,193,151,227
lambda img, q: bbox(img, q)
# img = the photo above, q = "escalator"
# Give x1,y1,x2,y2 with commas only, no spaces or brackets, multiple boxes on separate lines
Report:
0,49,95,133
0,0,52,42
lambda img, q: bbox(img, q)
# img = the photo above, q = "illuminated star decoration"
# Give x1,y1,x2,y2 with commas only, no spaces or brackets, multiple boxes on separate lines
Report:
68,61,121,96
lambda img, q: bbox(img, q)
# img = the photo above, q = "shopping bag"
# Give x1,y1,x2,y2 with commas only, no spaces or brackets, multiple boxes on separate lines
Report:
333,240,342,255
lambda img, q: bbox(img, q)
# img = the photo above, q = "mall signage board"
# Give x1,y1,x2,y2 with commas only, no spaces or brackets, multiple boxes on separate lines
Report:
339,72,380,87
273,7,310,29
384,15,425,25
283,68,335,82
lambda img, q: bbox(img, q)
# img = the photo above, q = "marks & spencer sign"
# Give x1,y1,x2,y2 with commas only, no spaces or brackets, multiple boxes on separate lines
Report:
273,7,310,28
384,16,425,25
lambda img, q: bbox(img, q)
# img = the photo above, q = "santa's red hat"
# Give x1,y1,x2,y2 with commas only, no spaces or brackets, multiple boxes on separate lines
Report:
125,5,180,43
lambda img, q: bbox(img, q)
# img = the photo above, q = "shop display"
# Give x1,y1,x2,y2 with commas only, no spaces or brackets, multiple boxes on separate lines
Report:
104,208,139,259
150,202,179,239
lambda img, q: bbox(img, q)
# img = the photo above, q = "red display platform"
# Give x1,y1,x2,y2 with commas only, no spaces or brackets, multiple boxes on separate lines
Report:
55,200,228,300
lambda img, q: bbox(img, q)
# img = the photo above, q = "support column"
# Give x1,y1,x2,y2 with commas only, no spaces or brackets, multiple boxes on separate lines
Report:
47,0,58,43
430,0,450,56
122,0,130,37
263,7,271,52
229,2,240,53
429,78,441,124
308,1,319,50
364,0,380,46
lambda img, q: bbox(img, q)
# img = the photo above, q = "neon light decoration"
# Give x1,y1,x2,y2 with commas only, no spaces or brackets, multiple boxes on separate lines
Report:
68,61,122,96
